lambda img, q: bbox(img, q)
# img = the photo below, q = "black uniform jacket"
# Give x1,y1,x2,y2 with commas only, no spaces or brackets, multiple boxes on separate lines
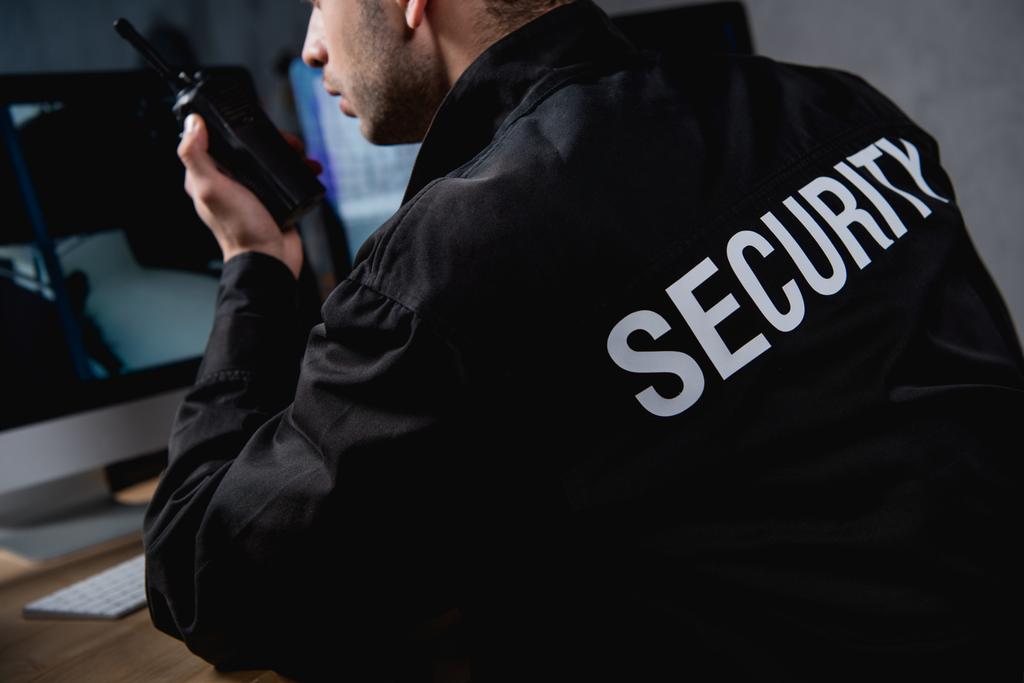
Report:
144,1,1024,680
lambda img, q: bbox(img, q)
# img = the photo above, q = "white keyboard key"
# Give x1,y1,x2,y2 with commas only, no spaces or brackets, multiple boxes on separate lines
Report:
23,554,147,620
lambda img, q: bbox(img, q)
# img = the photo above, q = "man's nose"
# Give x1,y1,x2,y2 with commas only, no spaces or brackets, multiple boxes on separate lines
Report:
301,9,327,69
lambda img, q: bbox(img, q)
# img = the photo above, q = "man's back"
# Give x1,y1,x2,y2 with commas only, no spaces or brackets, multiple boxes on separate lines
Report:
147,2,1023,680
341,5,1024,677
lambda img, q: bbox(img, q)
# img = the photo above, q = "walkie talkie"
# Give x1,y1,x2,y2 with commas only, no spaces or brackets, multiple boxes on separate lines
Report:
114,18,325,228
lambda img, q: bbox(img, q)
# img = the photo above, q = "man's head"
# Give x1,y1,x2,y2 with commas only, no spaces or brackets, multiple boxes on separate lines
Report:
301,0,573,145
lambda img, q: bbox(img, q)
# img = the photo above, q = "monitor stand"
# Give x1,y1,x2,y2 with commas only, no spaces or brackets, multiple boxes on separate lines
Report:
0,469,147,562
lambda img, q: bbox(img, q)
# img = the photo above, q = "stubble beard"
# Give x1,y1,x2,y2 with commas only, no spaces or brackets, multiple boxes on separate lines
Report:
351,5,448,145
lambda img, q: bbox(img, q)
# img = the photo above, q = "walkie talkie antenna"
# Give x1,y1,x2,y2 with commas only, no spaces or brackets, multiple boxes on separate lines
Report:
113,18,192,88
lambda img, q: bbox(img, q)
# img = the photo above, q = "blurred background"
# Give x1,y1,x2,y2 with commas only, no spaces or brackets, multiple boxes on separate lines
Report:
2,0,1021,339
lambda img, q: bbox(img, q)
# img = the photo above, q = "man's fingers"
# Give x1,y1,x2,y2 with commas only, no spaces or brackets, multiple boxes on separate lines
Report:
283,131,323,174
177,114,217,177
282,131,305,155
179,117,319,208
179,114,237,206
282,131,323,176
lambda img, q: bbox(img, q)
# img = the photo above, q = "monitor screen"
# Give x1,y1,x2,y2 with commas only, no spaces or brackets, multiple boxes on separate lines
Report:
0,71,224,434
288,60,420,267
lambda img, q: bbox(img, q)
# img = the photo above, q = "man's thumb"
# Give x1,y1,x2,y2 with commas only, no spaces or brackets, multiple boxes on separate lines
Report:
178,113,213,172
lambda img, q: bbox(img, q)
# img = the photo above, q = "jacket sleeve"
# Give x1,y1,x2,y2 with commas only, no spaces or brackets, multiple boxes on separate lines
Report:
142,252,469,680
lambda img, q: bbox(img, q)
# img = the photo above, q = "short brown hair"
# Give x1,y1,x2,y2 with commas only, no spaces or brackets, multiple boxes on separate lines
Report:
483,0,572,34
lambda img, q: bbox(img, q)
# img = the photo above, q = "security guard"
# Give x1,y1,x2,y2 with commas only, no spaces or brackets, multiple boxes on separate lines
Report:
146,0,1024,680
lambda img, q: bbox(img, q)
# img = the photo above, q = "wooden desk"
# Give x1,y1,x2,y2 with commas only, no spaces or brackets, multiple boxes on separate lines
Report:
0,480,468,683
0,478,291,683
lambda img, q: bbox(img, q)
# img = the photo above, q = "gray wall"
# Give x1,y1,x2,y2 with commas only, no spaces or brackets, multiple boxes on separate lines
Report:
0,0,311,126
3,0,1022,339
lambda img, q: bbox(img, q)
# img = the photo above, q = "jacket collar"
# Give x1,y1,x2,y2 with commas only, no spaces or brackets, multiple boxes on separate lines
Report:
403,0,636,202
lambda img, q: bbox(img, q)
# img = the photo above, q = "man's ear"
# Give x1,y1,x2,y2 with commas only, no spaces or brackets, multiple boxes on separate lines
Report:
402,0,429,30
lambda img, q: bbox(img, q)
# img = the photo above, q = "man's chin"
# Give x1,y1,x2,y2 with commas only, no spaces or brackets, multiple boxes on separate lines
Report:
359,119,427,146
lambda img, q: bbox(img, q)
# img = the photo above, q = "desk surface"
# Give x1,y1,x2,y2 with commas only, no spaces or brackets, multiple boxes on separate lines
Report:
0,477,293,683
0,481,468,683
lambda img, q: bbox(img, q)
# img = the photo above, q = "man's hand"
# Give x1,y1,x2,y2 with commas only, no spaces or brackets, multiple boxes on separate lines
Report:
178,113,305,279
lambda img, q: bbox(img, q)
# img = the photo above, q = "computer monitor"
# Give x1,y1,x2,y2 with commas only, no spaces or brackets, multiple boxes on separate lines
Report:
0,70,230,560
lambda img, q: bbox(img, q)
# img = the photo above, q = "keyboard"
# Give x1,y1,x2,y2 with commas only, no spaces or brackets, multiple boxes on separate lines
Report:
23,553,147,620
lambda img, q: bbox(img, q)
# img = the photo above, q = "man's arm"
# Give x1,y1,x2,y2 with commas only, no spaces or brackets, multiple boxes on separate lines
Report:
144,115,469,679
